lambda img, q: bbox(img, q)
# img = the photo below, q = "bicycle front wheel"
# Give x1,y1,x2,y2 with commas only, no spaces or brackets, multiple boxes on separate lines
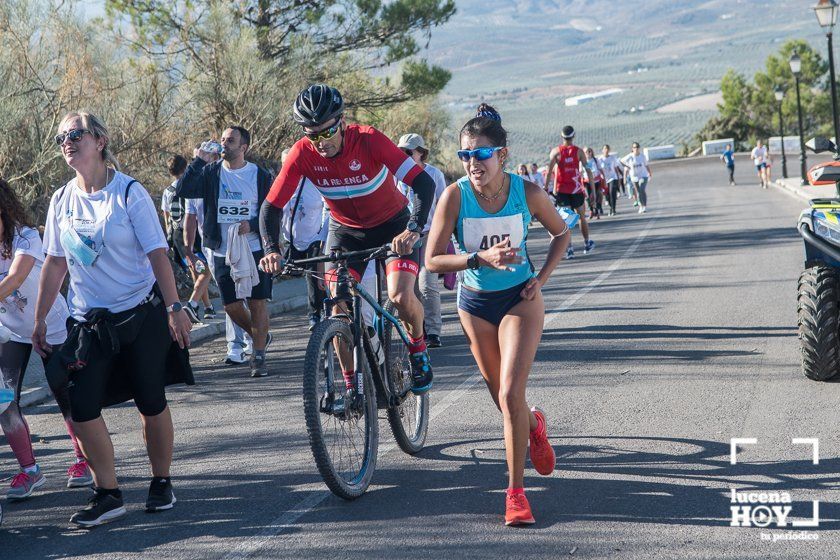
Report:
383,301,429,455
302,318,378,499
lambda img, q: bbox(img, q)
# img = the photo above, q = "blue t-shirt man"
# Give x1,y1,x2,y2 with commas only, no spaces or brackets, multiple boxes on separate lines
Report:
721,145,736,185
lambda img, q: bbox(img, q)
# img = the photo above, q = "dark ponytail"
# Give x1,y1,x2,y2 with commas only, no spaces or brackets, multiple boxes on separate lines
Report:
461,103,507,147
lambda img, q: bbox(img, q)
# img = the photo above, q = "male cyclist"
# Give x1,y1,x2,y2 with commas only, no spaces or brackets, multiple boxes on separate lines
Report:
259,84,436,393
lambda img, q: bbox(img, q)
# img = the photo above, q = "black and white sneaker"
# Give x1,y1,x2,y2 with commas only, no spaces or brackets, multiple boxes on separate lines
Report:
184,303,202,324
145,477,176,512
70,489,127,527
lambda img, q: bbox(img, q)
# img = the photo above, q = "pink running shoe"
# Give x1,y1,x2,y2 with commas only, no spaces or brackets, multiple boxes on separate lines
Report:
529,407,556,476
67,460,94,488
8,467,46,500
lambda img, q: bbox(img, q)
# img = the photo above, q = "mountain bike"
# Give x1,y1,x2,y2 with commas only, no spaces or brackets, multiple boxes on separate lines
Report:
280,244,430,499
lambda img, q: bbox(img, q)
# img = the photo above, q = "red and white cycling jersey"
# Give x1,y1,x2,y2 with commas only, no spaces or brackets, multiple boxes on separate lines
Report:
266,124,423,229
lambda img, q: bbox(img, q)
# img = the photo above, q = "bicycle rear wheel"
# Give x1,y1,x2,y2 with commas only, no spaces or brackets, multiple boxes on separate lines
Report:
382,301,429,454
302,318,378,499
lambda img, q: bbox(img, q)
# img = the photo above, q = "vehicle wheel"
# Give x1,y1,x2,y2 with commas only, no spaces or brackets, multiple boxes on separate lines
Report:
383,301,429,454
798,266,840,381
302,318,378,499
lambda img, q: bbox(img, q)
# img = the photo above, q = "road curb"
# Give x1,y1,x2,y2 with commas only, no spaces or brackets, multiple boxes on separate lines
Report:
21,287,309,410
773,178,816,202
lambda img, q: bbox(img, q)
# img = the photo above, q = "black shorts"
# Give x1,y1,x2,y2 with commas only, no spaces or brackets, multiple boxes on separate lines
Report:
54,303,172,422
325,207,419,281
554,192,586,209
211,249,273,305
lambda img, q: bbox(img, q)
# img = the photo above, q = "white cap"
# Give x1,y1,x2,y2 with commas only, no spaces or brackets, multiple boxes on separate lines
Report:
397,133,427,151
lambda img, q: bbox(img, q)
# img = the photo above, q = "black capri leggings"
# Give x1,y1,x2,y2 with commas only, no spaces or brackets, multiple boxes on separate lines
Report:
50,303,172,423
607,179,620,212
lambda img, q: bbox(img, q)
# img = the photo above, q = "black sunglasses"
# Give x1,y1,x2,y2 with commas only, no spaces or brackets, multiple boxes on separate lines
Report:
402,149,415,157
55,129,90,146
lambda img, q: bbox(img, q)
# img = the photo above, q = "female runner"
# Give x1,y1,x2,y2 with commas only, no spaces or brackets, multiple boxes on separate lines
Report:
425,105,570,525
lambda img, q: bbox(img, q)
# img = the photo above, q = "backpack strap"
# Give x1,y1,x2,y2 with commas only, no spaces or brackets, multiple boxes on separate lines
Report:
125,179,137,203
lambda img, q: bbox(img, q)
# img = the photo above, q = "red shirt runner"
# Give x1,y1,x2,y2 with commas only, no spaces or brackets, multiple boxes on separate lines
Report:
266,124,423,229
553,144,584,195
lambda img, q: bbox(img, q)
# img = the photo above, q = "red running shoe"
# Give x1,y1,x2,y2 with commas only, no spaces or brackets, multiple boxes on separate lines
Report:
505,491,536,526
529,407,556,476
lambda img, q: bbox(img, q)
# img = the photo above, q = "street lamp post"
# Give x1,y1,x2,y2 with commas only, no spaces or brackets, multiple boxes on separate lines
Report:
775,88,789,178
814,0,840,157
790,53,808,184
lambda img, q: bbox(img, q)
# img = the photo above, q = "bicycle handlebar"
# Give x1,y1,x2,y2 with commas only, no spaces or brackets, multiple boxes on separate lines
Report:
287,244,395,267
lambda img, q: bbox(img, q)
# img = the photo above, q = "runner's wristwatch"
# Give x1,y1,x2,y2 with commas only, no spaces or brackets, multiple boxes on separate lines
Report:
406,220,420,233
166,302,183,314
467,252,481,270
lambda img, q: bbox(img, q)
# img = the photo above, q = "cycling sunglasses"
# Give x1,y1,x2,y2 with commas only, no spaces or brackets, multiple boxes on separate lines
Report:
54,128,90,146
457,146,503,162
304,121,342,142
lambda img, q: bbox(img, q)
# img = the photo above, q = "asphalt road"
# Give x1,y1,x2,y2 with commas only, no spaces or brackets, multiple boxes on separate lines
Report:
3,155,839,559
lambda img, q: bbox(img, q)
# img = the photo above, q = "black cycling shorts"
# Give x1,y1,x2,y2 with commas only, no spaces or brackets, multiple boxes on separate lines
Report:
324,207,419,282
554,192,586,210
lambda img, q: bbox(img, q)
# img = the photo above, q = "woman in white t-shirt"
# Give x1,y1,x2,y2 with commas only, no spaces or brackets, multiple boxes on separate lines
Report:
597,144,624,216
0,179,91,501
620,142,652,214
34,112,192,528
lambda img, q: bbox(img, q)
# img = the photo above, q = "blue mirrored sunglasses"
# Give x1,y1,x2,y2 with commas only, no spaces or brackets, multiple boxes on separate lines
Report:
457,146,503,162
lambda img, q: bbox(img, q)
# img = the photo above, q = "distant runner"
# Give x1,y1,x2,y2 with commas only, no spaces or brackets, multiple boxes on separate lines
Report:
720,143,735,186
546,125,594,259
620,142,652,214
597,144,624,216
751,140,769,188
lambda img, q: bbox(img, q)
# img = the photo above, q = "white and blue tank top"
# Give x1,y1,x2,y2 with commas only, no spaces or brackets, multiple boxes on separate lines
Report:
455,173,534,291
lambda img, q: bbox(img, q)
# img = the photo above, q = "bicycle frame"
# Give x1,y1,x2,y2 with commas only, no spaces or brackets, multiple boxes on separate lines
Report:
323,260,411,406
285,244,413,410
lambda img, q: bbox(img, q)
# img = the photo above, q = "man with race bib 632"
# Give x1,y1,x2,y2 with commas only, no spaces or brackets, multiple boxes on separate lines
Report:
259,85,438,393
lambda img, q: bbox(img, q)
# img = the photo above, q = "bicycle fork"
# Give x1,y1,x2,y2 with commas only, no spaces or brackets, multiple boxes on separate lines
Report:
321,265,367,419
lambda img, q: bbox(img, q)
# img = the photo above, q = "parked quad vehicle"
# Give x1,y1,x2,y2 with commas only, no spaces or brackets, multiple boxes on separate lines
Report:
797,137,840,380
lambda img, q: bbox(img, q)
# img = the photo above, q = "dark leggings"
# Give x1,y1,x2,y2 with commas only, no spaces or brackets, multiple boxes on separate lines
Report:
607,179,620,212
728,165,735,183
1,341,82,469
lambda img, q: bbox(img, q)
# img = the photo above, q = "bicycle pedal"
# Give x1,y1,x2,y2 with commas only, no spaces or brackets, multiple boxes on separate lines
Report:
320,391,335,414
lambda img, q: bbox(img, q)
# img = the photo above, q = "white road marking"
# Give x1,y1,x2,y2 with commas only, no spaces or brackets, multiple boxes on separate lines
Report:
224,216,657,560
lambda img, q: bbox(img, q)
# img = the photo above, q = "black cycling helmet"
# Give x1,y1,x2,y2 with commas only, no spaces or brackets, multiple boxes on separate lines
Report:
561,125,575,139
293,84,345,127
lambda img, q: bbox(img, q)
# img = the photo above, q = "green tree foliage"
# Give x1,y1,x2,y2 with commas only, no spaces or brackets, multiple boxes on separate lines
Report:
0,0,455,222
105,0,455,104
697,39,833,149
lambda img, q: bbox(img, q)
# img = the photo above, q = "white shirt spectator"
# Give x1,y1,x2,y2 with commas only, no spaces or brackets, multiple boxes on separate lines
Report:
216,162,261,255
184,198,205,237
597,154,622,182
282,182,328,250
43,172,168,320
621,153,650,180
0,227,68,344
